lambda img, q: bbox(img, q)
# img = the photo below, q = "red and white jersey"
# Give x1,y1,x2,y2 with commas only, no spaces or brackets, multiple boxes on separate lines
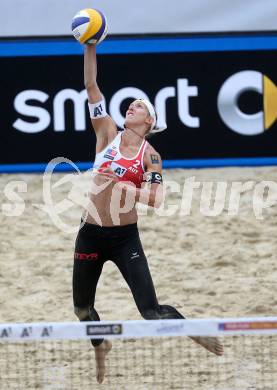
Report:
93,132,148,188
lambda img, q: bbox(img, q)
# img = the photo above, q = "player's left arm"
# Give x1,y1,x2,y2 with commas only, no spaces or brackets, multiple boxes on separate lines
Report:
138,147,164,208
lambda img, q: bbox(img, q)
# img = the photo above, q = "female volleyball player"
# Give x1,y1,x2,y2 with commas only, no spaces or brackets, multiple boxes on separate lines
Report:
73,44,224,383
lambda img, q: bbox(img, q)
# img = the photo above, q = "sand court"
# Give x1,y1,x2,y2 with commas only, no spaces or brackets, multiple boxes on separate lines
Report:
0,166,277,388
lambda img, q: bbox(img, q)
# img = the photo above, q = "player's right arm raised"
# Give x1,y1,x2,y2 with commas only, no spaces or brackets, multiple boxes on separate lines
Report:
84,45,117,152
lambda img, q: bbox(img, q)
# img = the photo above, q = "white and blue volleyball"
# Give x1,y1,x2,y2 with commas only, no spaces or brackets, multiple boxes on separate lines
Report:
71,9,108,45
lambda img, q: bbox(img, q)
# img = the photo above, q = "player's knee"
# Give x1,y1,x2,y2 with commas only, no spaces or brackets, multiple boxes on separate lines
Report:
158,305,185,319
140,308,160,320
74,305,101,321
140,305,185,320
74,306,90,320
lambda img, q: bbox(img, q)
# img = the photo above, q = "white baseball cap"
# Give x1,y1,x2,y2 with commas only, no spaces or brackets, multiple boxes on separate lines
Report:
138,99,167,134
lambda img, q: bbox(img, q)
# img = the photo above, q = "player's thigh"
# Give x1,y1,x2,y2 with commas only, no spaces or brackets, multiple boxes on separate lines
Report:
113,234,158,310
73,232,104,307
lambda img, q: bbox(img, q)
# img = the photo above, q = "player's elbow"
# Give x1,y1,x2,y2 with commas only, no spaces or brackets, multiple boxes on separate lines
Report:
84,79,95,90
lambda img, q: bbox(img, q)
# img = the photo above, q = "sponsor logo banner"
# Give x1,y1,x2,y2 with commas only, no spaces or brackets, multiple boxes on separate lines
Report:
1,44,277,165
156,323,184,334
86,324,122,336
219,321,277,331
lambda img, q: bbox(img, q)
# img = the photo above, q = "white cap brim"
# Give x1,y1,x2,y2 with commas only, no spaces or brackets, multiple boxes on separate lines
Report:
138,99,167,134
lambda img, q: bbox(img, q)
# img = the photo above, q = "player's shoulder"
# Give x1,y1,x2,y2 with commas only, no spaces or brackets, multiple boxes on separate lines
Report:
144,142,161,160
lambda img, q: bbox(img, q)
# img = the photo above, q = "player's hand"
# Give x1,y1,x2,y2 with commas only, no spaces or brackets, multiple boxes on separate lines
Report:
96,167,119,182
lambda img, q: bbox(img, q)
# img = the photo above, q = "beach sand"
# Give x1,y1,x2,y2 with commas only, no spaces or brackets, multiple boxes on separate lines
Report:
0,166,276,389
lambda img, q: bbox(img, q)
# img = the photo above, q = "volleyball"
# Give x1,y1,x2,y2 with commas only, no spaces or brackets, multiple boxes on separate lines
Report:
71,9,108,45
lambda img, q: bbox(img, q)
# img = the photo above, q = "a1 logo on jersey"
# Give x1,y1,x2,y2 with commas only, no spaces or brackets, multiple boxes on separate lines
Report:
111,162,127,177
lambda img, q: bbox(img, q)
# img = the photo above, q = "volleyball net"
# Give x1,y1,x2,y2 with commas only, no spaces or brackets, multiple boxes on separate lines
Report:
1,317,277,390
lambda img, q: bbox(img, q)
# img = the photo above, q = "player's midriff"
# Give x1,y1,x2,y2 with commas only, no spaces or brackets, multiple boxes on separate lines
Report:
84,132,148,226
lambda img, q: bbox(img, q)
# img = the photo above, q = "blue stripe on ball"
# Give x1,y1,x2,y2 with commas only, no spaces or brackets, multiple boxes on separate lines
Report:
71,16,90,31
93,11,106,41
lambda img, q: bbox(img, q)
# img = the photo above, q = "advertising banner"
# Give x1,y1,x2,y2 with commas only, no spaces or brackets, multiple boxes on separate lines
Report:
1,36,277,170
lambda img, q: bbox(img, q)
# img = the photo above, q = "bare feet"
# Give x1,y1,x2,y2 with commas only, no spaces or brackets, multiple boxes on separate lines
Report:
94,340,112,383
190,336,224,356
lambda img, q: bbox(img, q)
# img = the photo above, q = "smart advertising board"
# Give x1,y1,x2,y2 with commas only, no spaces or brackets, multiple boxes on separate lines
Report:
0,35,277,171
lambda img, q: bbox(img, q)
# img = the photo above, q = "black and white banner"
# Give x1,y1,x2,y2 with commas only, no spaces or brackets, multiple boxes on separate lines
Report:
1,35,277,171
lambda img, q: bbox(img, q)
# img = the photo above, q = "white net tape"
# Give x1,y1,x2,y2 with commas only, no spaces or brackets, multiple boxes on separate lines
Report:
1,317,277,342
0,317,277,390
